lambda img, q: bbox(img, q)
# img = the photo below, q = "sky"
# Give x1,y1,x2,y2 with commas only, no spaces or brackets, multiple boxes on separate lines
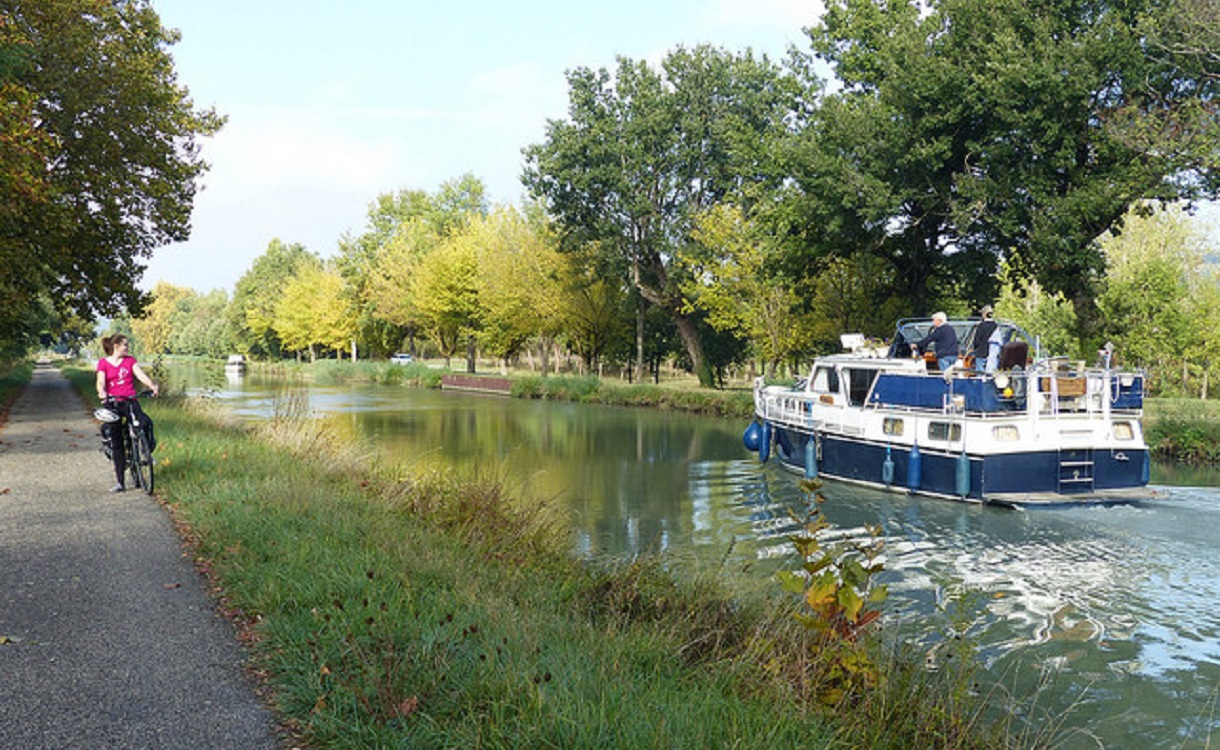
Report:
142,0,825,294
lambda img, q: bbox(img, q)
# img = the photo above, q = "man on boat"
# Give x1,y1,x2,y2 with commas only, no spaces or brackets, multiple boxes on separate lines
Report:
972,305,999,372
912,312,959,372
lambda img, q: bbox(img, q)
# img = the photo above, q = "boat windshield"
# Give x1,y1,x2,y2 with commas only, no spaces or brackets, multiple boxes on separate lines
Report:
886,318,1033,359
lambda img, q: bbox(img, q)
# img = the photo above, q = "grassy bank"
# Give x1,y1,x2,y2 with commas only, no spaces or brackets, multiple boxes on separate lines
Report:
0,360,33,425
1144,398,1220,464
247,358,755,418
60,365,1014,749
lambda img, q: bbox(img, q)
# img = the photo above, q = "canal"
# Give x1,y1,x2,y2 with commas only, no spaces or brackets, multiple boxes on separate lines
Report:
184,367,1219,748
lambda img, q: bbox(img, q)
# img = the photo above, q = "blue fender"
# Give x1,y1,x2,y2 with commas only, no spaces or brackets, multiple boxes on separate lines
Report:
742,421,762,452
804,435,818,479
907,444,921,491
882,445,895,487
758,422,771,464
955,451,971,497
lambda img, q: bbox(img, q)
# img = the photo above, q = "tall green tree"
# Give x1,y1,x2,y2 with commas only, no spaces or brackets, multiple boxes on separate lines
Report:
226,239,318,357
354,176,491,357
1095,204,1215,395
788,0,1220,321
524,46,796,387
0,0,222,353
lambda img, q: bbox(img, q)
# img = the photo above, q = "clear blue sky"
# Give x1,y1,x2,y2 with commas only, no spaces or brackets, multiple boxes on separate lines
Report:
143,0,822,294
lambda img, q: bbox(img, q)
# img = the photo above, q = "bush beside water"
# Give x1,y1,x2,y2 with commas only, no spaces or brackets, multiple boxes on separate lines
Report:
1144,398,1220,464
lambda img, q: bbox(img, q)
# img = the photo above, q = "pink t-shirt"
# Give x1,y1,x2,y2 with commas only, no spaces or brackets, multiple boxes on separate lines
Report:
97,355,137,398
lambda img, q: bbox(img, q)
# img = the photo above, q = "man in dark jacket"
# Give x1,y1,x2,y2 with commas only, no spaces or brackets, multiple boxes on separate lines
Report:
972,305,998,371
913,312,959,372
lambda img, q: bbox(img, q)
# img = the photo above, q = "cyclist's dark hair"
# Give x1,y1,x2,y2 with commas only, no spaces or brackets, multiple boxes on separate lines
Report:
101,334,128,357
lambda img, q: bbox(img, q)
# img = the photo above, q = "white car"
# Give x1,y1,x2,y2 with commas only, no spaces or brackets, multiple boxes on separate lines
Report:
390,352,414,364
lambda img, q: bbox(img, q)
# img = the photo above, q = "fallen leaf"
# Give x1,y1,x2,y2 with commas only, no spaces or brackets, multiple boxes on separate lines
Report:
163,582,182,590
395,696,420,717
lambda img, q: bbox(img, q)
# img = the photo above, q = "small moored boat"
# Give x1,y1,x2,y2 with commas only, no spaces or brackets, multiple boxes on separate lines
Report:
744,318,1153,506
224,354,247,374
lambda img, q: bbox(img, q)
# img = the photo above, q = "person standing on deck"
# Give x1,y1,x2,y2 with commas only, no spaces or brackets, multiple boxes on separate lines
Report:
912,312,959,372
973,305,999,372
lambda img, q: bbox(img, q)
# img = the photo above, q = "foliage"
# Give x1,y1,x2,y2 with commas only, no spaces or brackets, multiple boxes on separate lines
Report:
776,479,888,706
274,264,357,361
994,261,1080,359
0,0,222,351
131,282,235,358
227,239,319,358
409,232,481,366
1095,203,1218,396
787,0,1220,319
345,174,490,359
1145,398,1220,463
525,46,797,387
469,208,565,364
682,204,814,375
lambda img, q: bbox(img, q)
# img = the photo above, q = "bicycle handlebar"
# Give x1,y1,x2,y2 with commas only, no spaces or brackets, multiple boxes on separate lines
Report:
103,390,155,404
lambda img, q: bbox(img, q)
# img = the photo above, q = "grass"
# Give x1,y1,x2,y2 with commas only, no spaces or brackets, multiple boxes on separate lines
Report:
0,360,33,424
57,363,1024,748
1144,397,1220,464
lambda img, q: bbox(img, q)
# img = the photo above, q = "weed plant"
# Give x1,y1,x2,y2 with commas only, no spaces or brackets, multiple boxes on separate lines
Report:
58,363,1018,748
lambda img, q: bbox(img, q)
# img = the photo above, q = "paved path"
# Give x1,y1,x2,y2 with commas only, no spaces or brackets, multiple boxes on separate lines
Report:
0,364,277,749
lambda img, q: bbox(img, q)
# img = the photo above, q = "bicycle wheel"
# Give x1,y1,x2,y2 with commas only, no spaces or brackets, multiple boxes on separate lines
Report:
134,430,155,494
128,429,148,492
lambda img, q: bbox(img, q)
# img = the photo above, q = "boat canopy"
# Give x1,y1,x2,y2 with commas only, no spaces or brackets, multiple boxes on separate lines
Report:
886,317,1034,360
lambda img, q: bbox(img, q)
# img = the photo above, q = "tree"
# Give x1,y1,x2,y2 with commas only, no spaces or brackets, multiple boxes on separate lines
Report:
274,265,356,361
409,235,482,369
1095,204,1214,395
357,176,492,357
682,204,808,375
0,0,222,354
471,207,566,369
227,239,318,357
789,0,1220,322
131,282,195,355
524,46,797,387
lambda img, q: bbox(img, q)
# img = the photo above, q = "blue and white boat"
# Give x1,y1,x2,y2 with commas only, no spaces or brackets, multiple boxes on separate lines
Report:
744,318,1153,506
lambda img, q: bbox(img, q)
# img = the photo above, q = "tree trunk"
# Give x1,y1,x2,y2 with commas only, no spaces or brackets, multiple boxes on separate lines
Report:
673,312,713,387
466,336,476,374
635,301,646,384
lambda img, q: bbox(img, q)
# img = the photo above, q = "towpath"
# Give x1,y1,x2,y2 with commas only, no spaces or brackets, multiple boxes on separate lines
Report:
0,363,277,749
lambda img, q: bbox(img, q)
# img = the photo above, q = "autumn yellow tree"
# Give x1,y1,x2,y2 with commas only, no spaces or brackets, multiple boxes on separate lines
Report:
682,204,811,376
130,282,195,355
471,207,565,371
274,265,357,361
409,235,481,369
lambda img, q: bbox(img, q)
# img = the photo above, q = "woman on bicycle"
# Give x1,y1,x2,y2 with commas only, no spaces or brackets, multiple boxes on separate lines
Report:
96,334,159,492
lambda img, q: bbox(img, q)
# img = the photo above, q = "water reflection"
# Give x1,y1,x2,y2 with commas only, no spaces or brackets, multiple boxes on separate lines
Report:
172,364,1219,748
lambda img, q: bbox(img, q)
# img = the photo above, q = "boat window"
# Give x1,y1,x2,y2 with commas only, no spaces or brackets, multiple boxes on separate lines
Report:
845,368,879,406
928,422,963,442
811,366,839,394
1113,421,1134,440
883,417,904,436
992,425,1020,442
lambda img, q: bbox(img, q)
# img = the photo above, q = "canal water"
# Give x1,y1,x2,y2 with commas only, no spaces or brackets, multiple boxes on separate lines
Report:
183,367,1219,748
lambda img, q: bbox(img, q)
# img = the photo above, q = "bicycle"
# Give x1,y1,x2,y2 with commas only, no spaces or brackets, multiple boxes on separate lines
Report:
96,390,156,494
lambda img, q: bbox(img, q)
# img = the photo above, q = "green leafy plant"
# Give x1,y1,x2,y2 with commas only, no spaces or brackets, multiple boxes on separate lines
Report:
776,479,888,705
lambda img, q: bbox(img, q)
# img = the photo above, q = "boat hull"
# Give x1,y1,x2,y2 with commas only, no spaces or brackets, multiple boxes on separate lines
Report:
768,425,1152,506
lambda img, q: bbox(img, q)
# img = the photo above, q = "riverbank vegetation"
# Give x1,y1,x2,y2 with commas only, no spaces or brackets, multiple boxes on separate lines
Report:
1144,398,1220,464
60,365,1028,748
